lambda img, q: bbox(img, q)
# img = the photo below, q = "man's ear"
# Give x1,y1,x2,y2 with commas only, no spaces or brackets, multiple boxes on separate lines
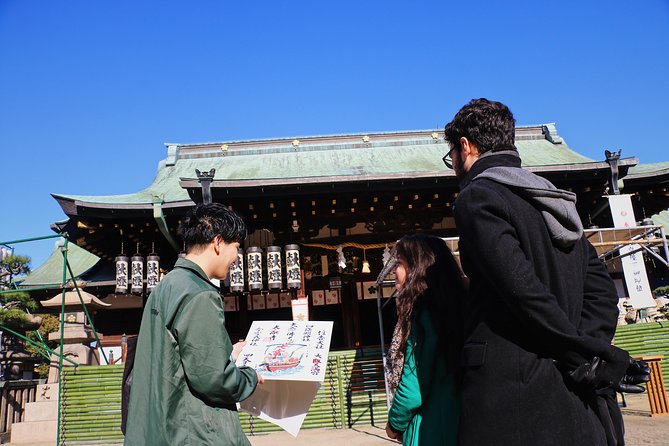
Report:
460,137,480,160
212,235,223,254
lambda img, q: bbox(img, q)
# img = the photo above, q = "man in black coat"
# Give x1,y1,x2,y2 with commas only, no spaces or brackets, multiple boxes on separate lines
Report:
444,99,647,446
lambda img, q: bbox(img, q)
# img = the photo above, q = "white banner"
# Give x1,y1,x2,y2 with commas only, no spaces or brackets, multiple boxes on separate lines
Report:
608,195,655,308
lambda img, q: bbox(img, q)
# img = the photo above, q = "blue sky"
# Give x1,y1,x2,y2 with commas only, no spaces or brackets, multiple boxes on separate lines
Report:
1,0,668,268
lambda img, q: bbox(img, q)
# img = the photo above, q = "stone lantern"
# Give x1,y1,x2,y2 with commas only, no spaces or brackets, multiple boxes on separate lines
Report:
41,289,111,383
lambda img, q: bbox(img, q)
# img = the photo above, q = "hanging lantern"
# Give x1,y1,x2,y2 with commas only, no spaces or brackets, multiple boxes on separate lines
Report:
266,246,282,290
131,243,144,295
285,244,301,289
246,246,263,290
229,248,245,293
115,242,129,294
146,245,160,293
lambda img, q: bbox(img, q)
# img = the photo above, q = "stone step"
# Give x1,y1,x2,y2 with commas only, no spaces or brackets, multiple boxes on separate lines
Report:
4,442,56,446
9,420,57,443
35,383,58,402
23,400,57,422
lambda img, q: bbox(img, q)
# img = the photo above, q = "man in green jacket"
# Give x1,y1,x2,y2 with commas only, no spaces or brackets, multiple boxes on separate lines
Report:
125,203,263,446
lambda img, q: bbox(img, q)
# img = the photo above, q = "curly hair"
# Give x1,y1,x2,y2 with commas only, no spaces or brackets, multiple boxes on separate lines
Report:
394,234,466,373
444,98,517,154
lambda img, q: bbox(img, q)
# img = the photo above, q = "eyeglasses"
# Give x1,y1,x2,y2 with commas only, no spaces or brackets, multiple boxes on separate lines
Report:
442,147,457,169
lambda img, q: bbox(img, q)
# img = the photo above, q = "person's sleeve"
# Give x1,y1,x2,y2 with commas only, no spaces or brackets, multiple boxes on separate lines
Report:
172,290,258,404
387,331,422,434
454,185,627,372
580,241,620,343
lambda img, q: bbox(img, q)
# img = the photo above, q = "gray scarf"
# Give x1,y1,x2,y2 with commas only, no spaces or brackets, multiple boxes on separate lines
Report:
472,152,584,248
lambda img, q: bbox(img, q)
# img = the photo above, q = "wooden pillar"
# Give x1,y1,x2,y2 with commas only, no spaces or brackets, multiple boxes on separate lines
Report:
340,277,361,348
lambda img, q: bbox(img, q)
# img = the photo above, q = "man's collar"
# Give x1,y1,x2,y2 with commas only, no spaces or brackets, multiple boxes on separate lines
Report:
459,150,521,189
174,258,219,290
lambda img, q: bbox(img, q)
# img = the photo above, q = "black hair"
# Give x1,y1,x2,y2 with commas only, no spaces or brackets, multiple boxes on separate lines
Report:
178,203,247,252
444,98,517,154
395,234,466,374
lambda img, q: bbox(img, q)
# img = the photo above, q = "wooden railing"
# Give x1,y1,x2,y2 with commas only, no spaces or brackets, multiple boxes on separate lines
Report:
0,379,39,441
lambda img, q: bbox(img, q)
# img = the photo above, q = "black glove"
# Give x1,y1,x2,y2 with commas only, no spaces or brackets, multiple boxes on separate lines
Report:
612,358,651,394
566,356,651,393
567,356,601,386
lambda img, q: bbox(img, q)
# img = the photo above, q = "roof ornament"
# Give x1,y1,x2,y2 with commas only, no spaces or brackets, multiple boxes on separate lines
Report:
541,123,563,144
431,132,439,140
292,139,300,149
605,149,622,195
362,135,370,143
195,168,216,204
220,144,229,155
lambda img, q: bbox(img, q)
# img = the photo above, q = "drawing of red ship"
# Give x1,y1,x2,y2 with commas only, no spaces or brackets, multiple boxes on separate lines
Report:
259,343,306,373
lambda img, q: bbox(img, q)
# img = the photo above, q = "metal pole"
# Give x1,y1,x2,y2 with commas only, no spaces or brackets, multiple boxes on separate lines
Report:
57,238,69,446
376,285,391,411
661,226,669,266
0,325,78,366
0,234,63,245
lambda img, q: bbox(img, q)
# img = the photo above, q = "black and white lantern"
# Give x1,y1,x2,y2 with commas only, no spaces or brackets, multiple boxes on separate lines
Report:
229,248,245,293
131,244,144,295
285,244,301,289
115,253,129,294
266,246,282,290
146,252,160,292
246,246,263,290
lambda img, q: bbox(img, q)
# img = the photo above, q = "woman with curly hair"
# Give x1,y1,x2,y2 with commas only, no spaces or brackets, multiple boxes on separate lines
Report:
385,234,466,445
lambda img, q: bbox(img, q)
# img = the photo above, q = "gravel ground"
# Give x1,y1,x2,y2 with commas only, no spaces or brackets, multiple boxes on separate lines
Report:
623,413,669,445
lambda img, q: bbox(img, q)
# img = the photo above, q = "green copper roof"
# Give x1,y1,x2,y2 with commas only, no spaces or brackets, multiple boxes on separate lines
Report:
53,126,600,207
627,161,669,176
652,210,669,229
20,242,100,288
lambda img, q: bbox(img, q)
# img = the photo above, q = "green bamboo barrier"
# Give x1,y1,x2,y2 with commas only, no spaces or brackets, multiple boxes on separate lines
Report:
613,322,669,386
60,327,669,443
60,365,124,445
58,348,389,442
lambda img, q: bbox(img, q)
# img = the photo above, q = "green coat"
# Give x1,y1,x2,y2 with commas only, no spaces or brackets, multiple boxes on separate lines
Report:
124,259,258,446
387,307,459,446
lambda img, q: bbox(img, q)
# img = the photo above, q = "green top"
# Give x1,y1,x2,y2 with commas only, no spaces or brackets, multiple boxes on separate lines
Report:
124,258,258,446
388,306,459,446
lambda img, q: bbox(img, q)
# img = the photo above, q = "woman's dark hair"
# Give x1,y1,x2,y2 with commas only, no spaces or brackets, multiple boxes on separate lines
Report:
394,234,466,373
444,98,516,154
178,203,247,252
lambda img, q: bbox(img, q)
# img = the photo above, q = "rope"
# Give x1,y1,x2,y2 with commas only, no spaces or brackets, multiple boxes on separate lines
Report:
301,242,395,250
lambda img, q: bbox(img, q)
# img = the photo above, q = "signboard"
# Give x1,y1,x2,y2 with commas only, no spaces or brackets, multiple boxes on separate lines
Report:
291,297,309,321
608,195,656,309
236,320,333,436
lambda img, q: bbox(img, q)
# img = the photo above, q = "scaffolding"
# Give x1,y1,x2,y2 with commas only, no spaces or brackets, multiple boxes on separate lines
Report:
0,233,107,445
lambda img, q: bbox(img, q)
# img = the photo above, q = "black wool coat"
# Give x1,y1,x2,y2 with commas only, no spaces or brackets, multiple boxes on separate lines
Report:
453,154,628,446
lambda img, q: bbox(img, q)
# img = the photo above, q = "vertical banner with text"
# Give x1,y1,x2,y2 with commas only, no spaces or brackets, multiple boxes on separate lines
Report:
608,195,655,308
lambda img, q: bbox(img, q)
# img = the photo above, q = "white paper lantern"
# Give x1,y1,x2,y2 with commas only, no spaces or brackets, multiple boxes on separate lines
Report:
246,246,263,290
229,248,245,293
115,255,129,294
146,254,160,292
131,254,144,295
266,246,282,290
285,244,301,289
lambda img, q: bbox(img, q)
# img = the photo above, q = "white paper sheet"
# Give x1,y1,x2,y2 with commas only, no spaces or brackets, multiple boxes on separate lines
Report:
236,320,333,436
